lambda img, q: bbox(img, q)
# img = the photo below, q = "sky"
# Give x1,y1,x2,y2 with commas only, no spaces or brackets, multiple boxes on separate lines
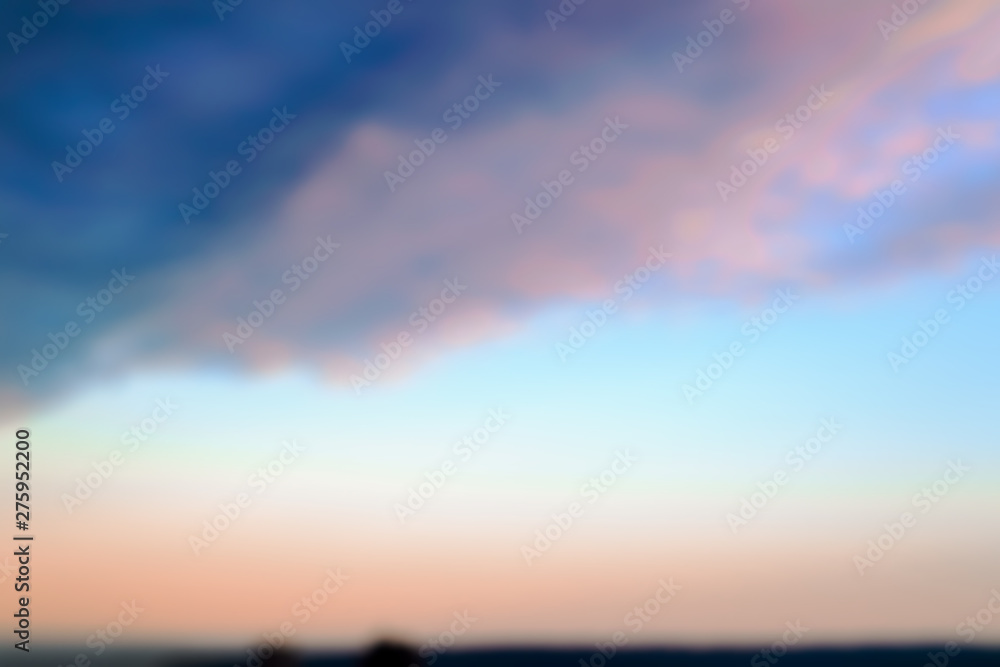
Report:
1,0,999,655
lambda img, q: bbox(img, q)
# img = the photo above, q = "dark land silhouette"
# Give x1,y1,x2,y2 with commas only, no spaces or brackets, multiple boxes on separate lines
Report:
15,644,1000,667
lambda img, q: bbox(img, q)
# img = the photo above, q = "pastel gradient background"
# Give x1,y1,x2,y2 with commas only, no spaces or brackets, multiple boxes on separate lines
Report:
1,0,999,657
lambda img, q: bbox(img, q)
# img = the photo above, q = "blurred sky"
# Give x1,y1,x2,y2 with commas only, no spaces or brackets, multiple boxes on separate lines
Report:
1,0,999,652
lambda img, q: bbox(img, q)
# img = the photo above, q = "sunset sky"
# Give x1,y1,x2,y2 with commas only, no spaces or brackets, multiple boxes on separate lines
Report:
1,0,999,654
